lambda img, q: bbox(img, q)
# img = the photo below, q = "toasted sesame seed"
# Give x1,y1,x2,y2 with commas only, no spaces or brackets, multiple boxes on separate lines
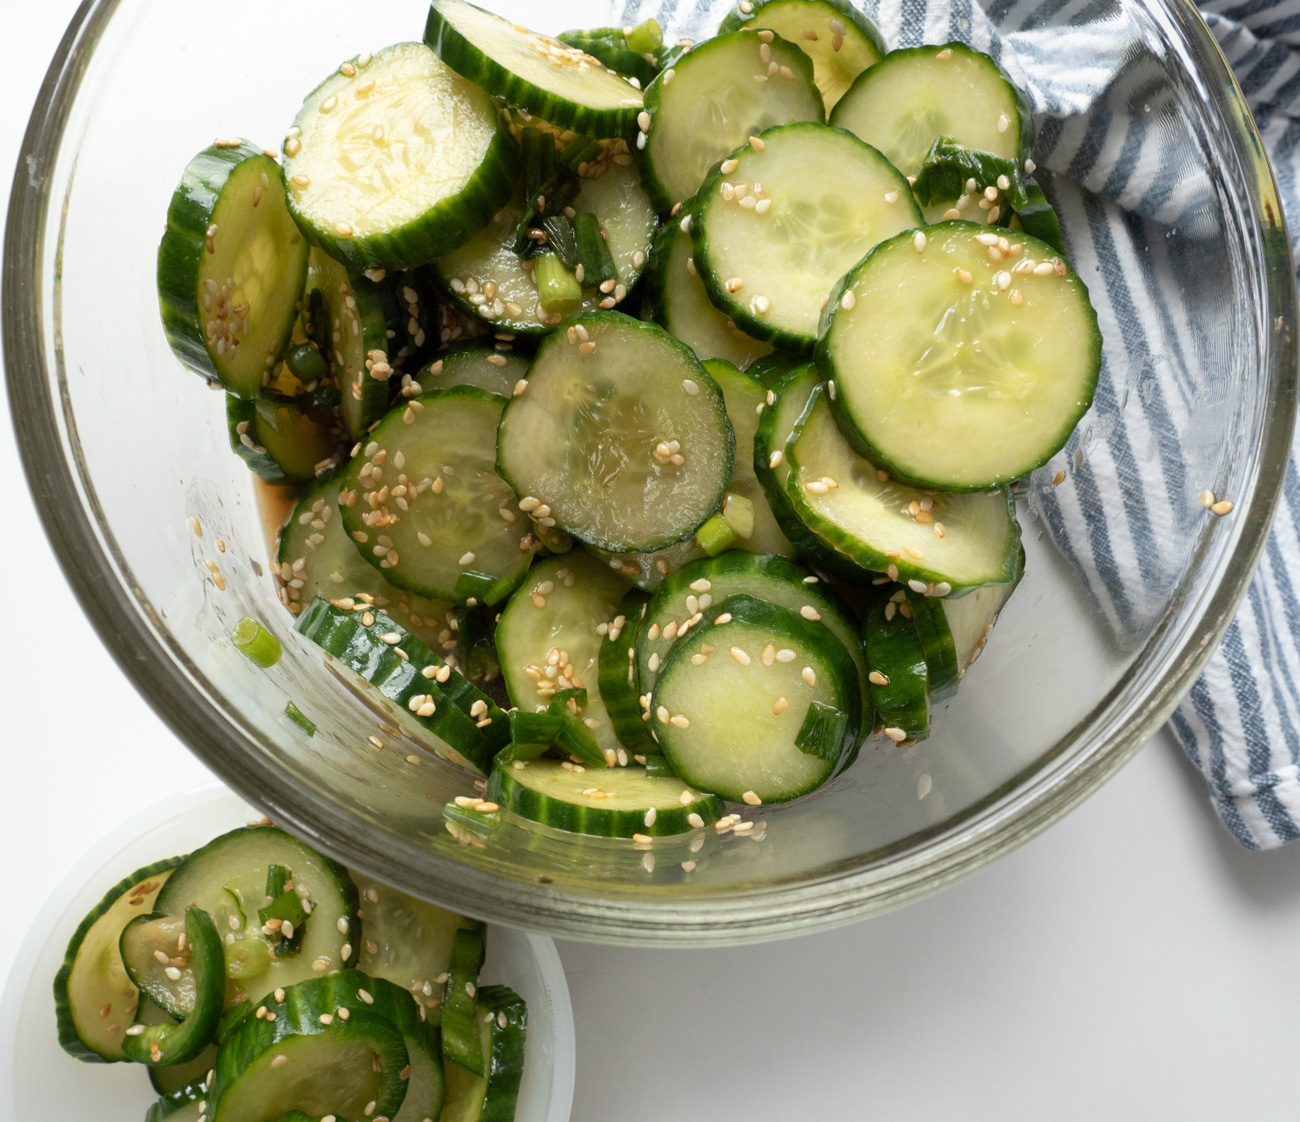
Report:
749,135,766,151
840,290,857,310
729,646,752,666
742,790,762,805
335,221,354,238
883,727,907,742
1211,499,1235,516
997,113,1011,133
682,378,700,395
801,667,817,687
1200,489,1215,507
773,696,789,715
913,231,927,253
800,605,821,621
936,47,953,60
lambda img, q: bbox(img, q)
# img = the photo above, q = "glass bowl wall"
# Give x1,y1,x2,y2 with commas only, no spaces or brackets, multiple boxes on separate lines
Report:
5,0,1295,943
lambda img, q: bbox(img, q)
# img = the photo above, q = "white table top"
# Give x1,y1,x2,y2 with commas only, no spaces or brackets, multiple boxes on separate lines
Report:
6,7,1299,1120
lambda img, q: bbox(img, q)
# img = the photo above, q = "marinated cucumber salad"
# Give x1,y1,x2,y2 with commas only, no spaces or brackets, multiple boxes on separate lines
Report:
159,2,1099,835
54,822,524,1122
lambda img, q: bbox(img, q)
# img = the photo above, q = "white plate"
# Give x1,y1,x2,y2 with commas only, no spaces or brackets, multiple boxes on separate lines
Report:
0,784,575,1122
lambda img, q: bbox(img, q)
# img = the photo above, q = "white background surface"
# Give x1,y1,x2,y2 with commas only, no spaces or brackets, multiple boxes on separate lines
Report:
4,5,1299,1120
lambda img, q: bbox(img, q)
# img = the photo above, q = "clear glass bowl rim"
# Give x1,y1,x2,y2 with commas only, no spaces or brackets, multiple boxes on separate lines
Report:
5,0,1297,945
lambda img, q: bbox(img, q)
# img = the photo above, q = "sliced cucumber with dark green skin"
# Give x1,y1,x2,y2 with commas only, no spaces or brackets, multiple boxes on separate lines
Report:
636,552,867,726
911,136,1028,220
149,1029,217,1100
435,159,656,336
153,827,358,1008
297,598,510,773
589,538,707,593
496,552,629,765
785,387,1023,591
276,472,458,652
122,909,224,1066
209,973,411,1122
642,210,774,370
944,574,1020,677
651,594,862,802
704,359,795,558
227,388,340,483
352,871,481,1025
441,928,487,1076
1011,178,1065,253
829,43,1035,179
158,142,308,398
641,30,823,211
283,42,516,272
905,588,959,701
147,1100,205,1122
818,221,1101,489
338,388,534,604
598,590,657,754
441,985,527,1122
718,0,886,111
692,122,922,353
425,0,643,136
556,30,660,87
420,346,530,397
353,975,444,1122
54,859,180,1062
862,587,930,741
309,249,398,440
121,912,200,1021
497,312,734,553
487,758,722,837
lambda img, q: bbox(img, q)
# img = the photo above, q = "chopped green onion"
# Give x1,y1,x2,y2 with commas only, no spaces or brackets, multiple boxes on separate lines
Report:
265,864,292,898
535,253,583,315
232,616,282,667
574,213,617,286
285,701,316,736
722,492,756,539
795,701,850,761
624,18,663,54
455,569,503,603
696,513,739,556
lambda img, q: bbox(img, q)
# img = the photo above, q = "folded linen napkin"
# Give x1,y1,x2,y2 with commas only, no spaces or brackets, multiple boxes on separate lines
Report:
629,0,1300,845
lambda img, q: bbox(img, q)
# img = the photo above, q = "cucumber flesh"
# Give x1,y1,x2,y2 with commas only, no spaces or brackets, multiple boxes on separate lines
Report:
718,0,886,110
641,30,823,210
830,43,1032,178
338,388,534,604
158,143,308,398
496,552,630,765
436,159,655,336
284,42,515,272
440,985,527,1122
426,0,644,137
863,588,931,740
496,312,734,553
154,827,358,1008
589,538,707,593
487,759,722,837
944,577,1019,676
421,346,530,397
54,861,179,1062
819,221,1101,489
227,387,340,484
692,122,922,351
785,388,1023,592
652,594,862,802
147,1101,205,1122
121,912,197,1021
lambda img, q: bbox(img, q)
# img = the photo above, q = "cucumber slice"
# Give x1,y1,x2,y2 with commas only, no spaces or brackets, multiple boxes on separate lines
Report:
54,860,179,1062
598,590,657,754
352,871,481,1024
153,827,358,1007
1011,177,1065,253
158,142,308,398
692,122,922,352
209,974,412,1122
746,352,804,388
297,599,510,773
785,387,1023,592
704,359,795,558
904,588,959,701
487,758,722,837
496,552,630,764
149,1030,217,1101
435,159,656,336
121,912,199,1021
556,29,660,87
943,576,1019,676
121,909,225,1066
425,0,644,136
338,388,534,604
441,928,486,1076
643,212,774,370
911,135,1027,221
309,249,399,440
819,221,1101,488
147,1101,205,1122
829,43,1034,179
227,389,340,483
421,346,530,397
651,594,862,802
635,552,867,724
718,0,885,110
440,985,527,1122
641,30,823,211
276,473,459,652
588,537,707,593
863,587,930,741
283,42,516,272
497,312,734,553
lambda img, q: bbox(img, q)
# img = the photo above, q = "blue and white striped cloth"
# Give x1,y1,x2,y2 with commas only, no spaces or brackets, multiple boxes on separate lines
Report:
632,0,1300,845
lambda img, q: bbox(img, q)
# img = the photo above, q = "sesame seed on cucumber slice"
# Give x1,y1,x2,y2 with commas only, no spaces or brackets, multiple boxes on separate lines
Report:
419,345,530,398
283,42,517,272
158,142,307,399
439,984,527,1122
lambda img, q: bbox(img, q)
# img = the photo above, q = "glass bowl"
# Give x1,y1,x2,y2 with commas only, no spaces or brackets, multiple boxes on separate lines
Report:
5,0,1295,945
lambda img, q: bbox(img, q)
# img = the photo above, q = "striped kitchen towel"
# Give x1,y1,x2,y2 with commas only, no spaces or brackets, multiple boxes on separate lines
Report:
620,0,1300,846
